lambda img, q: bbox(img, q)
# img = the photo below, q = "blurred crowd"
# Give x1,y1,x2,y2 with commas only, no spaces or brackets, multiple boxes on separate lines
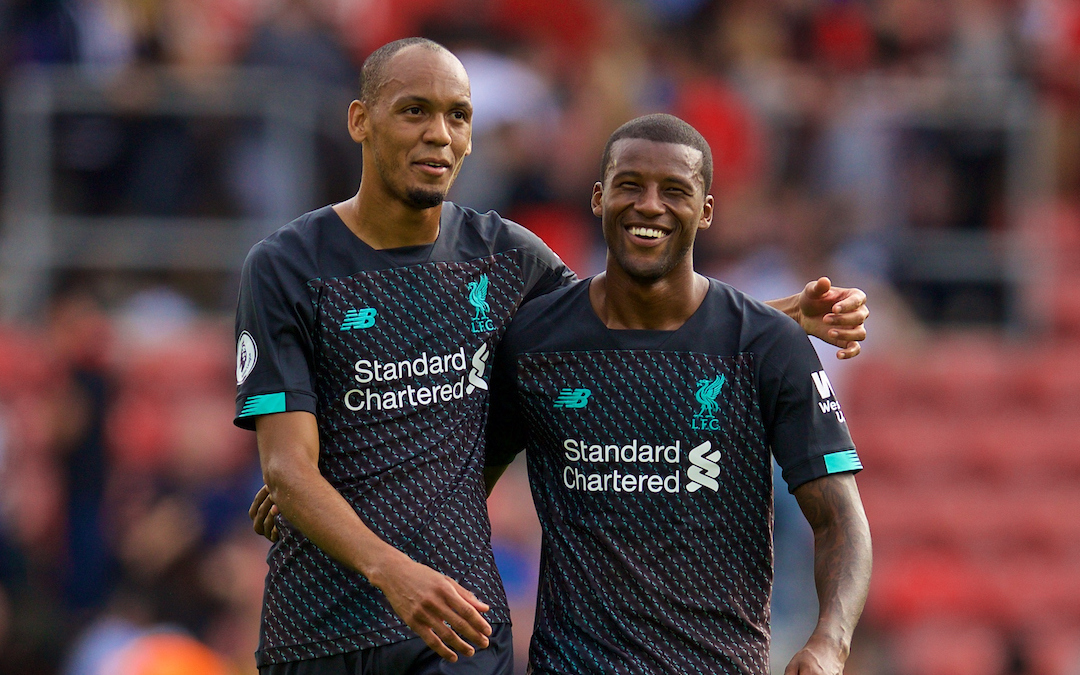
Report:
6,0,1080,293
0,289,262,674
0,0,1079,673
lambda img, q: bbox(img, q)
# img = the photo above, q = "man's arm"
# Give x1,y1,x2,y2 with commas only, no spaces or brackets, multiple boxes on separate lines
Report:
766,278,869,360
255,411,492,662
250,464,517,537
786,473,872,675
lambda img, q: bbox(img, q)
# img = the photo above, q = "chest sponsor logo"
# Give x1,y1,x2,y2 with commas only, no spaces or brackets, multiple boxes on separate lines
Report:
559,438,722,495
553,388,591,409
236,331,258,385
685,441,722,492
341,308,377,331
342,343,490,413
467,274,495,334
811,370,845,423
691,374,726,430
465,343,489,394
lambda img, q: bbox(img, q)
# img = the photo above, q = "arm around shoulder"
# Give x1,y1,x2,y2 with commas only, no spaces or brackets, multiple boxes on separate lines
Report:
765,278,869,360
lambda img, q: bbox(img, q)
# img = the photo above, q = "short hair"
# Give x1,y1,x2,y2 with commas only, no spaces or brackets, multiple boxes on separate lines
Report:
359,38,454,105
600,114,714,192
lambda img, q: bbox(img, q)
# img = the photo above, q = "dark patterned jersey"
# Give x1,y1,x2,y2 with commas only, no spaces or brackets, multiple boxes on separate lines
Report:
233,202,574,666
486,278,860,675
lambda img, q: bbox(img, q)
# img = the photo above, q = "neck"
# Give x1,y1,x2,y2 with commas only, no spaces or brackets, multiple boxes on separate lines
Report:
333,180,442,250
590,260,709,330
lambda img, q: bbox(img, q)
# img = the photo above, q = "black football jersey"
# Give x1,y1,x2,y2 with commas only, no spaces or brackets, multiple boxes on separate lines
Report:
486,278,860,675
234,202,574,666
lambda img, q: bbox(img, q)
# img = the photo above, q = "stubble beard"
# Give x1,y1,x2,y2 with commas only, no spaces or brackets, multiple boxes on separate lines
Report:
372,147,448,210
404,188,445,210
609,233,694,283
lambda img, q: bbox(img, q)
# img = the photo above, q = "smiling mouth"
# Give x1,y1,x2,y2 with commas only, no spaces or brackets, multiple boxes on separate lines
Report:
414,160,452,178
627,226,669,240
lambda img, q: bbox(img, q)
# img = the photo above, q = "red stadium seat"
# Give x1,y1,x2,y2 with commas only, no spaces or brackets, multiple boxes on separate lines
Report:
870,554,1080,627
113,323,235,398
0,325,54,396
890,621,1008,675
1027,626,1080,675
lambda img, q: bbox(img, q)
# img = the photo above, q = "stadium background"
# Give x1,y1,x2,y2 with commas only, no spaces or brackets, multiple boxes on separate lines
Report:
0,0,1078,673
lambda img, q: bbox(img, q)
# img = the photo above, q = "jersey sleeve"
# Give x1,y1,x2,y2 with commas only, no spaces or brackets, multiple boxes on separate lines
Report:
522,248,577,304
484,332,527,468
503,220,577,304
234,241,319,430
756,320,860,492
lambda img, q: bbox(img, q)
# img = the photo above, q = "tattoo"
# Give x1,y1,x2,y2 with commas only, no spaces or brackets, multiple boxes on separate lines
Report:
793,473,873,654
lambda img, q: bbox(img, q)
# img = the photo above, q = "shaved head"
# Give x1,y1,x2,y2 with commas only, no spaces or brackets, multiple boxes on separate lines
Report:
601,114,713,192
359,38,458,105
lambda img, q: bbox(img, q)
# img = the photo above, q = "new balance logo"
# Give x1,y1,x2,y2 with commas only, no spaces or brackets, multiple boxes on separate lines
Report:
811,370,845,423
553,388,591,409
686,441,722,492
341,308,377,331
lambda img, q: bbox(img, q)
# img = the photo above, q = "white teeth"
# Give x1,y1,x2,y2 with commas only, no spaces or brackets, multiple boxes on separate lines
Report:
628,226,667,239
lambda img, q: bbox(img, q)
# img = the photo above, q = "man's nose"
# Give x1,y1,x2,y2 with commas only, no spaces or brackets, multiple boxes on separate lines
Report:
635,185,665,217
423,114,452,146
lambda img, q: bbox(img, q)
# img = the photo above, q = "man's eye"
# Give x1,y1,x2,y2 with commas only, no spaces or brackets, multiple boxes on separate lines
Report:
451,110,468,121
405,106,423,115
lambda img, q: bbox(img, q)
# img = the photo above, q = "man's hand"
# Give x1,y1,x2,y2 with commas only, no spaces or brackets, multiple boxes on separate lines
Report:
371,556,493,662
246,484,491,661
784,634,847,675
254,412,492,663
248,485,279,542
794,277,868,360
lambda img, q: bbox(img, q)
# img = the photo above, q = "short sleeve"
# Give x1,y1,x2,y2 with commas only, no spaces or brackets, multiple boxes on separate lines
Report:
234,242,319,429
522,250,576,304
498,219,576,304
757,322,860,492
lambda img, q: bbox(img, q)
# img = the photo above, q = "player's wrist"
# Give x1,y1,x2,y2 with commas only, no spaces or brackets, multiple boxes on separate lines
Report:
360,544,412,590
767,293,803,324
804,628,851,660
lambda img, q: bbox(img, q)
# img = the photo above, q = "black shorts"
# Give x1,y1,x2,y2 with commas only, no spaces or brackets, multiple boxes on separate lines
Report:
259,624,514,675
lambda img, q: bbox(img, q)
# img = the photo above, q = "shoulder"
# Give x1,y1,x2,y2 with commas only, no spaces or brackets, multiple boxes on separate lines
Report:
243,206,333,278
698,278,809,363
504,279,590,351
448,202,558,260
513,278,586,324
705,278,800,331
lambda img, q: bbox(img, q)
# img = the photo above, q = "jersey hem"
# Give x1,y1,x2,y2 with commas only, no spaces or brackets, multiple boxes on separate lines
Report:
255,617,513,667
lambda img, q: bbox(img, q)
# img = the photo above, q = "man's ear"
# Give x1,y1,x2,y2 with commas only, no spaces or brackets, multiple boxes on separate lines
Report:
591,182,604,217
699,194,714,231
347,100,368,144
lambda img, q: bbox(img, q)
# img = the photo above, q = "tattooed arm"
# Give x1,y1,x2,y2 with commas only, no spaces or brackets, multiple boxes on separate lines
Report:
785,473,873,675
